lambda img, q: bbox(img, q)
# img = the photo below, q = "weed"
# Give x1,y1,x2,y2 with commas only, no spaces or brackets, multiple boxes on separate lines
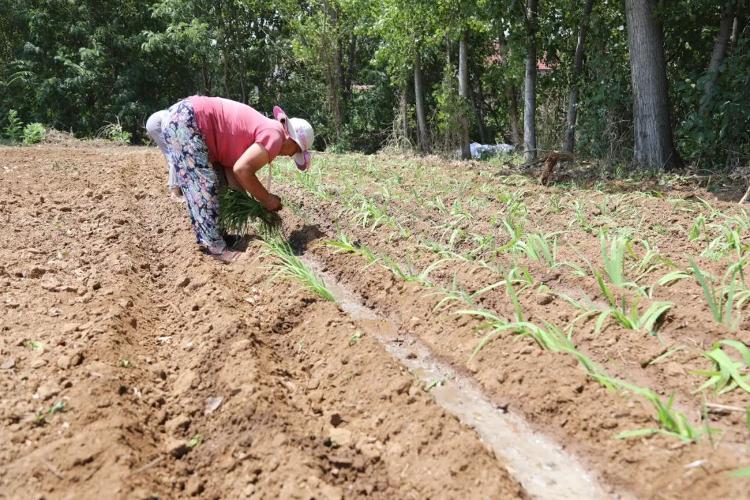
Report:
97,120,131,144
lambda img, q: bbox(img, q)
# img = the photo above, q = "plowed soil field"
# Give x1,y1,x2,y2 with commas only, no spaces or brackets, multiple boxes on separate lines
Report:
2,144,750,499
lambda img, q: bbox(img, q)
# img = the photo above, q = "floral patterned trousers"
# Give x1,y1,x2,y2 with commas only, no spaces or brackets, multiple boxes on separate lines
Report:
162,99,226,254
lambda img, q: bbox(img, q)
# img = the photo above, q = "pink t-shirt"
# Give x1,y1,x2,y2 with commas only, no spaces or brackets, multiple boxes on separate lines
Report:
189,96,285,168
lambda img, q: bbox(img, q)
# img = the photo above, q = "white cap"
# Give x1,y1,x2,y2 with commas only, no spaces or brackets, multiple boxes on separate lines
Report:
273,106,314,171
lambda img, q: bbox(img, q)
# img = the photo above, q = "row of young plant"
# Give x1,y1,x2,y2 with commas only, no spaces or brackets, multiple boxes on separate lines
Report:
296,154,750,267
273,158,750,449
278,157,750,336
326,231,750,445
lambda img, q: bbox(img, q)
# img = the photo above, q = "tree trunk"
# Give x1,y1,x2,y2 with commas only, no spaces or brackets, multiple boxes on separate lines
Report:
343,34,357,102
473,83,488,144
624,0,682,170
458,30,471,160
399,85,409,145
563,0,595,153
700,1,735,115
414,51,431,153
506,86,522,146
730,2,746,48
523,0,539,163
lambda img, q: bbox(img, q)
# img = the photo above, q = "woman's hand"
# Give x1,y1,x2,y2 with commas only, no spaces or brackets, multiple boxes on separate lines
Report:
264,194,282,212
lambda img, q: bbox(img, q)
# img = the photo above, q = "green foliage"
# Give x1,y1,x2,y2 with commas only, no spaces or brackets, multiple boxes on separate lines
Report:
0,0,746,169
22,122,45,144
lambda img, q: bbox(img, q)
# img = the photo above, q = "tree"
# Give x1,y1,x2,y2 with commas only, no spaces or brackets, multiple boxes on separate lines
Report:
523,0,539,163
700,0,736,115
414,51,431,152
372,0,440,152
458,30,471,159
624,0,682,170
563,0,595,153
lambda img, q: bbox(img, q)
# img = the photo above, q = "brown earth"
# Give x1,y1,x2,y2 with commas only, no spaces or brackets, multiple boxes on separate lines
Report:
0,145,526,499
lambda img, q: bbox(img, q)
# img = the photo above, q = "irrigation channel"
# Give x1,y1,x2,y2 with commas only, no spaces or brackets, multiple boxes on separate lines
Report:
301,255,615,500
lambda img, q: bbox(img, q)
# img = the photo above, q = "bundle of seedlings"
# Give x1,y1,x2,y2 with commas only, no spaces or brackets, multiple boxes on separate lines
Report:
219,188,282,238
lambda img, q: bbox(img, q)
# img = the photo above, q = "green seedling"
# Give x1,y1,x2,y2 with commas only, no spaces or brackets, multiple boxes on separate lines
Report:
645,346,687,366
459,309,613,387
425,378,444,391
34,401,65,426
218,189,281,237
729,467,750,478
600,231,629,286
349,194,393,230
514,232,559,268
348,331,364,346
593,296,673,336
571,200,593,233
263,237,334,301
505,274,525,322
27,340,43,351
690,260,748,330
432,276,507,311
326,234,378,264
655,270,690,287
609,378,704,442
689,215,706,241
119,358,132,368
187,434,203,449
294,168,330,199
693,340,750,395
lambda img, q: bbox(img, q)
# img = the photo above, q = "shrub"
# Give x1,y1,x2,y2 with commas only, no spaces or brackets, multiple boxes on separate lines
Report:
4,110,24,142
22,123,46,144
97,121,132,144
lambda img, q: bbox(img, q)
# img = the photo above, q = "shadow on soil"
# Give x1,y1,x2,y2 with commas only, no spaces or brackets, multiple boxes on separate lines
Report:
287,224,326,254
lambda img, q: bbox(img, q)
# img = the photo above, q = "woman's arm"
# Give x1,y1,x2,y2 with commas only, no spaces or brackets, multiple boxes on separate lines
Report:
232,144,281,211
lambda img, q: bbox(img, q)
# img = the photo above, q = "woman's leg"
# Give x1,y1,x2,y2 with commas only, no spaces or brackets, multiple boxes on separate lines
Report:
162,100,227,254
147,110,181,193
